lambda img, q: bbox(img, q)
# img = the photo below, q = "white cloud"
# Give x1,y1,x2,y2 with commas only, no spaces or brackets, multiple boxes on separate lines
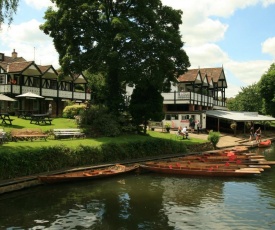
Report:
262,0,275,7
160,0,275,98
223,59,272,97
262,37,275,58
0,19,59,68
186,44,230,68
24,0,54,10
225,60,272,84
161,0,260,18
180,19,228,46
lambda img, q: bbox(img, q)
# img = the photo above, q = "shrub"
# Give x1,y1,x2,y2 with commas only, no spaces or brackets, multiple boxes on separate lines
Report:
63,104,86,118
207,131,220,149
80,106,122,137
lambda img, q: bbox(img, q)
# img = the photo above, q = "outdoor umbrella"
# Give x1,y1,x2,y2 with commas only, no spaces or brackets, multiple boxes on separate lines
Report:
15,92,44,116
0,94,17,101
15,92,44,99
0,94,16,113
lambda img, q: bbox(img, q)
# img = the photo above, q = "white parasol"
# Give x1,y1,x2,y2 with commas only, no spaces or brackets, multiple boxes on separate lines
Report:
0,94,17,101
15,92,44,99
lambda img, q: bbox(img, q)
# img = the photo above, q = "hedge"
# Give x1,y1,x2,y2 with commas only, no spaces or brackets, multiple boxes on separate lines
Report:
0,139,187,180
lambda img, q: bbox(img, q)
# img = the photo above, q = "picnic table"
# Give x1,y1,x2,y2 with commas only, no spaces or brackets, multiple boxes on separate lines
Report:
30,114,52,125
18,110,37,119
0,113,14,125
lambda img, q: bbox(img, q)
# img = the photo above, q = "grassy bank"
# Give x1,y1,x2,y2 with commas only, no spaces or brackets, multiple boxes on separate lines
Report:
0,117,209,180
1,116,207,152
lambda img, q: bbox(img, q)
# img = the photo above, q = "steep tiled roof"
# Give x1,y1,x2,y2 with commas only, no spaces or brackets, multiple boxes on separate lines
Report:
177,67,225,86
38,65,52,74
0,62,8,71
38,65,58,79
7,61,34,73
4,56,26,63
72,73,88,84
177,69,200,82
199,67,223,83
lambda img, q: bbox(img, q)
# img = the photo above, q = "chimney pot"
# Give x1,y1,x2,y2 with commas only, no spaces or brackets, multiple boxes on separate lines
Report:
12,49,17,58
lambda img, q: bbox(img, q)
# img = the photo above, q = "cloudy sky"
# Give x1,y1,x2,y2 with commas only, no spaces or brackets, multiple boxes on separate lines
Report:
1,0,275,98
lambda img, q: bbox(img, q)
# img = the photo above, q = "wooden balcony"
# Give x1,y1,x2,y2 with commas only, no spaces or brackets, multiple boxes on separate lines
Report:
161,91,226,108
0,85,91,101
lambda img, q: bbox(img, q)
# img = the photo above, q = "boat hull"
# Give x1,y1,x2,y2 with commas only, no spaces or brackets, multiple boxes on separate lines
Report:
140,164,260,177
38,164,139,184
258,140,271,148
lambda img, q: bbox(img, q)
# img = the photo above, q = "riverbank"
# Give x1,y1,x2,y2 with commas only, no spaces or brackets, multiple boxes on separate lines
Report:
1,132,274,195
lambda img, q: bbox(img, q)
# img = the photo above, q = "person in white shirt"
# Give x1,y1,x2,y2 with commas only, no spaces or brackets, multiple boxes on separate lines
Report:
182,126,187,134
182,126,189,139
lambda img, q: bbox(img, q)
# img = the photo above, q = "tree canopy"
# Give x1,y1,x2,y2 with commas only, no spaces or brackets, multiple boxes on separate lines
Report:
0,0,19,25
258,63,275,117
226,83,262,113
40,0,190,114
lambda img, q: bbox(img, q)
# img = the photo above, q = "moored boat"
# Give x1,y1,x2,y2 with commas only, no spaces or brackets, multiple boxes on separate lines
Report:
149,161,267,171
140,162,261,177
258,139,272,148
176,154,265,163
38,164,139,184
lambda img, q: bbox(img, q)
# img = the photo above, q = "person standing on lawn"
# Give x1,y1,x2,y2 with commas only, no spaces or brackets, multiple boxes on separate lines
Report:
197,121,201,134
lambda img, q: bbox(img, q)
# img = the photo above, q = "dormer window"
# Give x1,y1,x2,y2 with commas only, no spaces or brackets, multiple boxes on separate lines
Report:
0,53,4,61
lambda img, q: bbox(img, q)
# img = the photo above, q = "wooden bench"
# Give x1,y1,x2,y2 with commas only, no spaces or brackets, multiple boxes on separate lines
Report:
11,128,48,142
53,128,85,139
148,121,164,131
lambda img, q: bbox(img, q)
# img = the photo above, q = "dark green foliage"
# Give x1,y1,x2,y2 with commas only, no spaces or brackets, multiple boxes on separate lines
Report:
62,104,86,118
0,0,19,24
258,63,275,117
226,83,263,113
81,105,121,137
40,0,190,114
129,83,164,134
207,131,220,149
0,139,187,180
84,71,107,105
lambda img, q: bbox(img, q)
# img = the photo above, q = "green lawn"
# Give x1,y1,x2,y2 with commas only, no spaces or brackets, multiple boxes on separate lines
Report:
0,116,207,152
1,115,78,132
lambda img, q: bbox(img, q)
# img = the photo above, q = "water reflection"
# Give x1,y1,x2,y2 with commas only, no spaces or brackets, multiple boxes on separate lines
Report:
0,146,274,229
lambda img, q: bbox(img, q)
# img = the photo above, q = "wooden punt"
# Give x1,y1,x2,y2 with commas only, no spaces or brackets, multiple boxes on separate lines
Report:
200,146,249,156
169,157,272,168
168,155,275,166
38,164,139,184
144,161,265,172
174,155,265,165
140,162,261,177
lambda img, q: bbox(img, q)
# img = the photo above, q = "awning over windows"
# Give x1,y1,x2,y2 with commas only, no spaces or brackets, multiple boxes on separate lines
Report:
206,110,275,122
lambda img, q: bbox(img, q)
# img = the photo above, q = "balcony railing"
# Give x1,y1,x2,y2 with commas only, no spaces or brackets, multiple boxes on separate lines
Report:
0,85,91,101
161,91,226,107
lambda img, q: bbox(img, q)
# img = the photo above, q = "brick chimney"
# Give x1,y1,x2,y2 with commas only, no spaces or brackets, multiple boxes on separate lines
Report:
12,49,17,58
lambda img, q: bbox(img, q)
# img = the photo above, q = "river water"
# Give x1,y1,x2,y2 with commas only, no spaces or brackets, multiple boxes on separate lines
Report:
0,147,274,230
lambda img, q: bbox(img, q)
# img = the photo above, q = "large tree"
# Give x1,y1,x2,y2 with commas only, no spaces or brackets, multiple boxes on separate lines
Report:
40,0,190,114
0,0,18,25
258,63,275,117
